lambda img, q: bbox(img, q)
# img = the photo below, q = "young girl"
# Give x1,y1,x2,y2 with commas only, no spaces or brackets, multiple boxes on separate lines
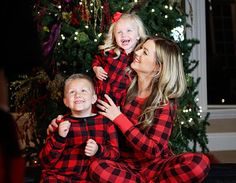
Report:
92,12,147,106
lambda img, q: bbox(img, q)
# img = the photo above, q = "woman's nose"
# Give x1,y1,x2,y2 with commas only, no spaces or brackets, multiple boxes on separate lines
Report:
135,49,141,56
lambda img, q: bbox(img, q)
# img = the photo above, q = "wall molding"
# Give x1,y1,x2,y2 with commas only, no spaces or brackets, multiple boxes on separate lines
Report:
194,132,236,151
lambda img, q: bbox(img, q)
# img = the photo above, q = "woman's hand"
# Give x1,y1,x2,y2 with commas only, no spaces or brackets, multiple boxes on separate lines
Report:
46,115,63,135
97,94,121,121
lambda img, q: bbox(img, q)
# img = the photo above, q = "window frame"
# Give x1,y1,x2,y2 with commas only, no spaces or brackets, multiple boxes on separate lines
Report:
185,0,236,119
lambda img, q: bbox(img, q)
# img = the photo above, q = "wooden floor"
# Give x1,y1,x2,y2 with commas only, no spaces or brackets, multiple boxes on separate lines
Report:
209,150,236,163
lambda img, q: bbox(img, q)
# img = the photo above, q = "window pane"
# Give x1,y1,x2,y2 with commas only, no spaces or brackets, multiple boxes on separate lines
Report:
206,0,236,105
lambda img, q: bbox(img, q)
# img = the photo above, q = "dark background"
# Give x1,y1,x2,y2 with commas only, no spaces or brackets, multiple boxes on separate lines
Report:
1,0,42,81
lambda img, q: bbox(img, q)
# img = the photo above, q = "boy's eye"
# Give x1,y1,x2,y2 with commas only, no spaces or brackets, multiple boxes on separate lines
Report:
69,91,75,95
81,89,88,93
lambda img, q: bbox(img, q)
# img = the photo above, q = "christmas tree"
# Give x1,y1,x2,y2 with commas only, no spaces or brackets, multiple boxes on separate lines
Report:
10,0,210,165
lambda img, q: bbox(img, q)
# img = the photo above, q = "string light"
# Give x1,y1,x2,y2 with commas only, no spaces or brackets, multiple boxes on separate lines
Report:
61,34,65,40
171,25,184,41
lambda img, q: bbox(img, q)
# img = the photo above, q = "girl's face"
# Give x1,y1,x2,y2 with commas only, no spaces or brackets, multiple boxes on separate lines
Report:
63,79,97,117
114,18,140,54
131,39,159,76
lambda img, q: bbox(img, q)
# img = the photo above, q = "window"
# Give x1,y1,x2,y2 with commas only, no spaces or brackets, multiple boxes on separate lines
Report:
206,0,236,105
185,0,236,119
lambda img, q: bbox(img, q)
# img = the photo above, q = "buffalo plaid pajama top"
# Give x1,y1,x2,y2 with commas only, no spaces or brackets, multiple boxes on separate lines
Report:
89,97,210,183
39,114,119,183
92,49,132,106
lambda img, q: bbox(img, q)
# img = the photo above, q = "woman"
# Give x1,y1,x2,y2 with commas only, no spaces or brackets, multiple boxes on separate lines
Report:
91,36,210,182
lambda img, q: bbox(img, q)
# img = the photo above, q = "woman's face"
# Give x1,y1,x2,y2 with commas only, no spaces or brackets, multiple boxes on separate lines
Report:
131,39,158,76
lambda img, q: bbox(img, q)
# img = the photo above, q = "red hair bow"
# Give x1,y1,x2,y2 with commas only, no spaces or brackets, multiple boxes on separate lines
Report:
112,12,122,23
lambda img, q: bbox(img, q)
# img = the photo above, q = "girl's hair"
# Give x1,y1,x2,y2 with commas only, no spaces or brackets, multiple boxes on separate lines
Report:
64,73,95,95
126,36,187,129
99,12,148,59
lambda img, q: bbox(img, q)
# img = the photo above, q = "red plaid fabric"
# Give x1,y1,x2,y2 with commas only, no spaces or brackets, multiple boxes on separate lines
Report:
39,114,119,182
89,97,210,182
92,49,132,106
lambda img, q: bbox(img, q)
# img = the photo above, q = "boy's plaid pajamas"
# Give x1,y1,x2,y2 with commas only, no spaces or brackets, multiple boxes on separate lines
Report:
39,114,119,182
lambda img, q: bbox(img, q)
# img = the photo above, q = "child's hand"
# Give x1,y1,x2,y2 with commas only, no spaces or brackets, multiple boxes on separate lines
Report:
58,120,71,138
85,139,98,157
47,115,63,135
93,66,108,80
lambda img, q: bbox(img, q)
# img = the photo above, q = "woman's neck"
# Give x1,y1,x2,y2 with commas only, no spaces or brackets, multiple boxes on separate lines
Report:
137,76,152,98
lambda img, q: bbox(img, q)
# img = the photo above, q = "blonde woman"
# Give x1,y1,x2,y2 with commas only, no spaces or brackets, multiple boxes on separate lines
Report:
92,36,210,182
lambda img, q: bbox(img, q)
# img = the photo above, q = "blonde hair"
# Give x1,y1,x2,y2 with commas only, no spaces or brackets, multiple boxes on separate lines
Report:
126,36,187,129
64,73,95,96
99,13,148,59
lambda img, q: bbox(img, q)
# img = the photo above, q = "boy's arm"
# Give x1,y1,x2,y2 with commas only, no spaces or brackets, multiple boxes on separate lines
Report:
39,133,66,168
96,122,120,160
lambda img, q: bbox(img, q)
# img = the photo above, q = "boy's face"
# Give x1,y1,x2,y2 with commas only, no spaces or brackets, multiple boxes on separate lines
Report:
63,78,97,117
114,18,140,54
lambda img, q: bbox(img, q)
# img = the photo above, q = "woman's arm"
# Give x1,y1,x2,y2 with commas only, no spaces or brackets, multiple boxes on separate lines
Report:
97,94,173,159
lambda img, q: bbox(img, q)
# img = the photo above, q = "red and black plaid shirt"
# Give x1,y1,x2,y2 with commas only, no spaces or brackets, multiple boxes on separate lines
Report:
39,114,119,181
92,49,132,106
114,96,175,170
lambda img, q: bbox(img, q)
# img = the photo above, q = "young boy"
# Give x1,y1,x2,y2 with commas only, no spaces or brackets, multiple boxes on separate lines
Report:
39,73,119,182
